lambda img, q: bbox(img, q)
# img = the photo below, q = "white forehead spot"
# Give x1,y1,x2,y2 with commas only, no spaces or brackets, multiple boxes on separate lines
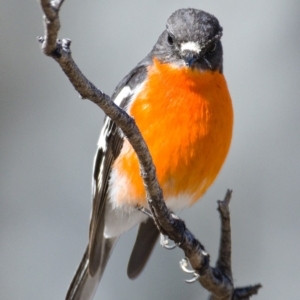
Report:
114,86,132,106
181,42,201,53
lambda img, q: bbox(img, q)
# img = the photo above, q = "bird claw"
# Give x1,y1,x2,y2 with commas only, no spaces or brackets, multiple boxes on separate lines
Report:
179,258,200,283
184,273,200,283
179,258,195,274
137,208,180,250
160,234,179,249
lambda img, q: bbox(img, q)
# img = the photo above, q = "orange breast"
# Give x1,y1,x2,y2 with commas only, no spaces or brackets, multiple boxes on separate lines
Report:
112,58,233,207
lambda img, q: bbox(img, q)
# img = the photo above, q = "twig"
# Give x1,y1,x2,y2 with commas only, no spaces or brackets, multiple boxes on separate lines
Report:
38,1,262,299
38,0,167,233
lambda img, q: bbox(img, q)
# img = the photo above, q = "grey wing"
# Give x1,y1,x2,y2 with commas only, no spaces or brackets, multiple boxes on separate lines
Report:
66,57,152,300
66,108,125,299
66,62,150,300
88,62,150,275
88,118,123,275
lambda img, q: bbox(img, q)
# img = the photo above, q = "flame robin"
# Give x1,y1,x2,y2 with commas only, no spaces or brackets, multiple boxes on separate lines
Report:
66,8,233,300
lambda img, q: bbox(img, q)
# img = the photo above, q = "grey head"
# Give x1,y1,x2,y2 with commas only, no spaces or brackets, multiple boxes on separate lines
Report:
151,8,223,72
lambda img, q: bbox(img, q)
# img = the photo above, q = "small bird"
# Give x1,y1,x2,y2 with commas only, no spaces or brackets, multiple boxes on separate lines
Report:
66,8,233,300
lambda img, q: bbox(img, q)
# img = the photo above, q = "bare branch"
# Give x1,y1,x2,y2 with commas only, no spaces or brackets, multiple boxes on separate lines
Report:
38,1,261,299
40,0,64,55
38,0,167,232
216,190,233,283
233,284,263,300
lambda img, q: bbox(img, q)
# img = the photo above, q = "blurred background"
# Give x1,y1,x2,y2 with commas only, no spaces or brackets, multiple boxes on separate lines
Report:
1,0,299,299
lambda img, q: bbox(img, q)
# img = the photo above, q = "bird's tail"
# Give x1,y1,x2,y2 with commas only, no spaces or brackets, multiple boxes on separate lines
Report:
66,238,117,300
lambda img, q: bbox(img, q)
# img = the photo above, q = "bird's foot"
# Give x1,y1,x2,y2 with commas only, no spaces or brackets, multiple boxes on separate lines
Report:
179,257,200,283
160,233,180,250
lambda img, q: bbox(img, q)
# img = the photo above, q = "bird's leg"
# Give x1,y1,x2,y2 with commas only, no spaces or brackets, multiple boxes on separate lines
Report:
136,205,153,218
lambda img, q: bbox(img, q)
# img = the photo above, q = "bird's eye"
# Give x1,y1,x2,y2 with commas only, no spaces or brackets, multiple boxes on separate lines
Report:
167,34,174,45
207,42,217,54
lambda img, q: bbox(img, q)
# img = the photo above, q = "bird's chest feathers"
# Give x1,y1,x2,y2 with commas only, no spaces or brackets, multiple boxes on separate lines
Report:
130,60,232,162
111,59,233,206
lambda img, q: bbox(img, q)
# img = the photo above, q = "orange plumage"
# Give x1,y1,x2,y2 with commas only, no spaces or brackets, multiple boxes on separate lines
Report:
112,58,233,207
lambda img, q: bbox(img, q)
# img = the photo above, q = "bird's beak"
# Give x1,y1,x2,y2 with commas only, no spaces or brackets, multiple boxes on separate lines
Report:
181,50,200,67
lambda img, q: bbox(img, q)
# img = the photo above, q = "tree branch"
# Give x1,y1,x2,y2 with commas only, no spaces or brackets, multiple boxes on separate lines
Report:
38,1,262,299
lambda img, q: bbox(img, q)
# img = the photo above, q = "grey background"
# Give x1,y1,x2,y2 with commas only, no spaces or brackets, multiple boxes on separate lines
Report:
1,0,299,299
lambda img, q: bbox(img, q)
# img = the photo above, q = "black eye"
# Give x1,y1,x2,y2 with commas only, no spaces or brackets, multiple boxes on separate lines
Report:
167,34,174,45
207,42,217,54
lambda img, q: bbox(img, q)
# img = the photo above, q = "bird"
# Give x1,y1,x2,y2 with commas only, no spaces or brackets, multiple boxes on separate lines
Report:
66,8,233,300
